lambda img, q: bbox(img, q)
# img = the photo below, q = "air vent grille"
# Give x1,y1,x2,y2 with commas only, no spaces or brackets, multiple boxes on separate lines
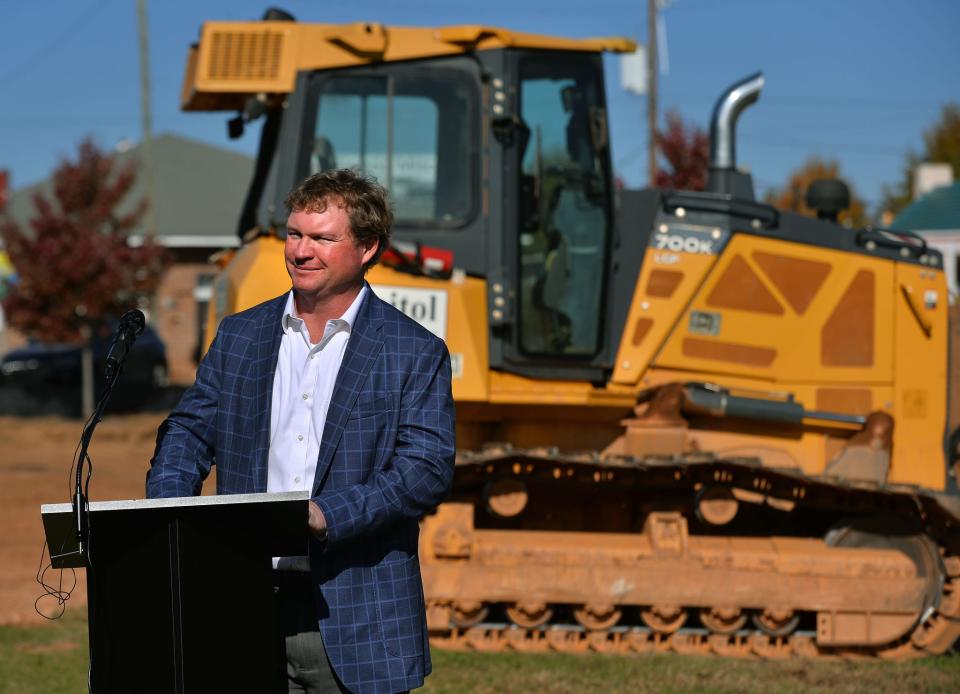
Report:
207,30,284,81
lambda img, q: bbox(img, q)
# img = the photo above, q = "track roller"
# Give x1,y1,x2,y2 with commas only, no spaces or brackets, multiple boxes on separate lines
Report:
451,601,488,627
574,603,622,630
700,607,748,634
640,604,688,633
752,609,800,637
506,601,554,628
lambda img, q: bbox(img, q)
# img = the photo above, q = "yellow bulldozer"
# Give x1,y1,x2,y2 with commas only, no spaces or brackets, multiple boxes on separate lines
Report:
180,9,960,658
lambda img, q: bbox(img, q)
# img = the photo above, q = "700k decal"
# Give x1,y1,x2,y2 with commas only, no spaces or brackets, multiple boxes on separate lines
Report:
653,233,716,255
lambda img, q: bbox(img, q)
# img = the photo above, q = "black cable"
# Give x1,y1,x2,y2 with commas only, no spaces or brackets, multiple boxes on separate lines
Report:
35,401,97,620
34,539,77,620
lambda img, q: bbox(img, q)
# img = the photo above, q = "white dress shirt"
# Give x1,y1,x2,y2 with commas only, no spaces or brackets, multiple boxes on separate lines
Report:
269,286,367,569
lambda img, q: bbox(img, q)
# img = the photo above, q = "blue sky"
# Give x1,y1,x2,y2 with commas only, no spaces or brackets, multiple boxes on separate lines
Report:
1,0,957,212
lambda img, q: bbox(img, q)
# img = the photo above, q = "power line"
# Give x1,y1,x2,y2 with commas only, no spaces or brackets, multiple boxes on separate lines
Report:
740,136,905,157
0,117,136,127
660,93,952,111
616,131,909,168
0,0,113,88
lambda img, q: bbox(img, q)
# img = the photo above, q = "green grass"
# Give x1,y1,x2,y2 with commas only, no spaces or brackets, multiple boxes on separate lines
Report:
0,610,88,694
426,649,960,693
2,615,958,693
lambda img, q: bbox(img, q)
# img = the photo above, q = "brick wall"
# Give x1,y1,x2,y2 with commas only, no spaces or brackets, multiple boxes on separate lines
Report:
0,322,26,355
153,260,217,385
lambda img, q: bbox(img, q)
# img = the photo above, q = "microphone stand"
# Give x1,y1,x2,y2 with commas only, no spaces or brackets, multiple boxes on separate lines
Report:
72,342,128,562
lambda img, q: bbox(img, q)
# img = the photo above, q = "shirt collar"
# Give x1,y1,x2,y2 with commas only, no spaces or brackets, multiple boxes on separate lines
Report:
281,285,368,335
338,284,368,329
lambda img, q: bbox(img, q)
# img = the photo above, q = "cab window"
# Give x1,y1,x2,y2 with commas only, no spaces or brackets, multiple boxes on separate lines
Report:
312,74,473,226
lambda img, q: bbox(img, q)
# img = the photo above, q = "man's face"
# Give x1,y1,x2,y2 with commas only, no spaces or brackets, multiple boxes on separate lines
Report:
284,201,378,304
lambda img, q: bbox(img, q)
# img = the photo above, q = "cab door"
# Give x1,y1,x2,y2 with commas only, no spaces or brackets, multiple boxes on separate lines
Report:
494,50,617,381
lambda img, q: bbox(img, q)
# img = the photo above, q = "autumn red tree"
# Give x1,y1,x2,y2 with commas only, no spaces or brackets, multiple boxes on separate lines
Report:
0,139,167,344
655,109,709,191
0,170,9,210
763,157,870,228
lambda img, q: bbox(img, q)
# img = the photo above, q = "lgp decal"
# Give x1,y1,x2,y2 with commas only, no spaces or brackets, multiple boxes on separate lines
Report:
653,252,681,265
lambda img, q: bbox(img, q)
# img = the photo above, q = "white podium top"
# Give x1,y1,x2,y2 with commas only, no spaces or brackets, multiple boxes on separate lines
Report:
41,490,310,516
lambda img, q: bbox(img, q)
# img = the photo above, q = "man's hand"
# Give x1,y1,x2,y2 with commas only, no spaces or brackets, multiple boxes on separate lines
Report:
308,500,327,540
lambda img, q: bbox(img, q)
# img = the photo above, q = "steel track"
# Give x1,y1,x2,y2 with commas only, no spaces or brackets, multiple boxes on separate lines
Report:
432,446,960,658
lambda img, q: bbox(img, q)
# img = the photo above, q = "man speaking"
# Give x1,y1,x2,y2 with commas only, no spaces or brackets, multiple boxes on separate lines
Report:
147,169,456,693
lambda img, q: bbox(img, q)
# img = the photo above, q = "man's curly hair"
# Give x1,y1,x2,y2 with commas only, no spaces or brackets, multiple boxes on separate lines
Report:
285,169,393,269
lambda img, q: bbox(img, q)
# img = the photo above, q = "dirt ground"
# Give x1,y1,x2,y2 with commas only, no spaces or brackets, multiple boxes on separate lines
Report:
0,414,213,625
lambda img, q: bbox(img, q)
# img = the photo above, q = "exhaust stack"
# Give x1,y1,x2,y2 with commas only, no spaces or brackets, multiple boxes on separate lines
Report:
706,72,764,200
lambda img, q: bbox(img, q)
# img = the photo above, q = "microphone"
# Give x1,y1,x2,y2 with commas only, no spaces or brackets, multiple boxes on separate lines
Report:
104,309,146,383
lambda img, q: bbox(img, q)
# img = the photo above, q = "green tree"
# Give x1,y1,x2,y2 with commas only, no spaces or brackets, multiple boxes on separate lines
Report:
882,103,960,216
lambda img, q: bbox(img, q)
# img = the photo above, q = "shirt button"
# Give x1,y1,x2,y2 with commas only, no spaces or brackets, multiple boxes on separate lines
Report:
297,434,304,442
294,476,301,484
302,393,309,400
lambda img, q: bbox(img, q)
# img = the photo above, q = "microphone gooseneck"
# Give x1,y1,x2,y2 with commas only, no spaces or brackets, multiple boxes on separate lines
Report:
74,309,148,558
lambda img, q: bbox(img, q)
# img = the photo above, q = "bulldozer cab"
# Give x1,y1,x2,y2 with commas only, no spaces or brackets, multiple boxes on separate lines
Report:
185,18,633,381
296,51,618,380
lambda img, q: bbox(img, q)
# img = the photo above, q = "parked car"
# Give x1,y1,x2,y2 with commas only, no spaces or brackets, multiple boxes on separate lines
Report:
0,325,168,394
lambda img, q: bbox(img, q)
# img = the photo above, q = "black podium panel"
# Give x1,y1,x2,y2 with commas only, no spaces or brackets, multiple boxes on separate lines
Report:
42,492,309,693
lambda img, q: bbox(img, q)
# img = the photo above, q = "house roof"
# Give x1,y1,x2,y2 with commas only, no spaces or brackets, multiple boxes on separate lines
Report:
4,133,253,248
892,181,960,233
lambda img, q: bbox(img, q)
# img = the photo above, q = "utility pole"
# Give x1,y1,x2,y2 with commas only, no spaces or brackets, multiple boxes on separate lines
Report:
647,0,659,185
133,0,159,388
137,0,156,239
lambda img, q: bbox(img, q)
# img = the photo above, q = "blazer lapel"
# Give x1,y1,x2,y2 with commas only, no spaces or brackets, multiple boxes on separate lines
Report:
251,295,287,492
312,290,384,493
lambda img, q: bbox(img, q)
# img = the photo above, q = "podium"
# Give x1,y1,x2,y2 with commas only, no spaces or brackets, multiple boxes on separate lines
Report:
41,491,310,693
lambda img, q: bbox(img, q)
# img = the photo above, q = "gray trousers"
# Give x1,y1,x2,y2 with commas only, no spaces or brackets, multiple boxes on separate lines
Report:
274,572,346,694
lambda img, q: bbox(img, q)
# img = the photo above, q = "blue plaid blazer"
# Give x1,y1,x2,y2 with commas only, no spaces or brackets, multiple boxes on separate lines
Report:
147,288,456,693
